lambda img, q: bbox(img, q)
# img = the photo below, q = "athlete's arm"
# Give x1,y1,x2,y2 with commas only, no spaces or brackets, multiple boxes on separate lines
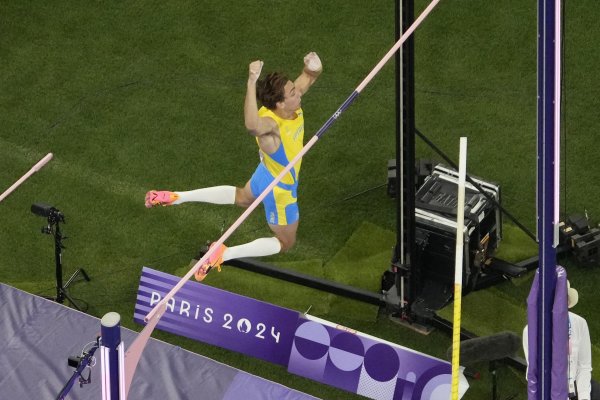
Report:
245,60,277,137
294,52,322,96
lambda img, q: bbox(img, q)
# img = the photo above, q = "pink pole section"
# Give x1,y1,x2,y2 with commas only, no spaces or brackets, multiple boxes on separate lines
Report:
355,0,442,94
123,0,444,396
0,153,53,203
123,303,165,394
553,0,562,243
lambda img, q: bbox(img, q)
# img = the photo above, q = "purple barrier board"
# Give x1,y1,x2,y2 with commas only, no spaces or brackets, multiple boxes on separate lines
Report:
134,267,466,400
134,267,299,366
289,316,464,399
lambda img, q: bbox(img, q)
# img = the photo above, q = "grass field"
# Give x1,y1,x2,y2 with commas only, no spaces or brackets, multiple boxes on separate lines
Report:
1,1,599,399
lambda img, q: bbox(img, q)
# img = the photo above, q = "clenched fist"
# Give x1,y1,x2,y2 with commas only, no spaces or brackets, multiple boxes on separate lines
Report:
248,60,264,83
303,52,322,73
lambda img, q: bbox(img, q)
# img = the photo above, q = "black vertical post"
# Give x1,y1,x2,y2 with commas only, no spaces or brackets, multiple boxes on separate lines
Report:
402,0,418,308
393,0,418,316
54,222,65,304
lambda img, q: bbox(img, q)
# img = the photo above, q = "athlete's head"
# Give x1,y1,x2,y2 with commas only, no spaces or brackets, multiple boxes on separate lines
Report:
257,72,301,112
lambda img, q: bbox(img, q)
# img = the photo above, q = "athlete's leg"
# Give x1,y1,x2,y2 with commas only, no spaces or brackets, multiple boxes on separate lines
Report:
145,186,236,207
193,165,299,280
175,186,236,205
196,235,282,281
235,180,256,208
268,220,298,252
195,176,285,280
222,178,288,260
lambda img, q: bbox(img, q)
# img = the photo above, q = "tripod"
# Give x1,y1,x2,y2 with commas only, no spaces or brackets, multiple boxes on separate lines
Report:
41,210,90,311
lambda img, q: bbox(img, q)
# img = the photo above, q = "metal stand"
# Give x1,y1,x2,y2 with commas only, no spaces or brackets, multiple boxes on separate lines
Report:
41,209,90,311
56,337,99,400
490,360,499,400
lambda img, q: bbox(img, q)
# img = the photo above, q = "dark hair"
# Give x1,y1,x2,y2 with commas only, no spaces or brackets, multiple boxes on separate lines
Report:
256,72,289,110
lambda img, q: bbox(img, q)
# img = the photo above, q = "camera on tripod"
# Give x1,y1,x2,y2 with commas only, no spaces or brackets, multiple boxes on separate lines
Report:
31,202,90,311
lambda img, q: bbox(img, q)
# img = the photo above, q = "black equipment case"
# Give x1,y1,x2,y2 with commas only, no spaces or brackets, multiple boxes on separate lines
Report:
415,165,502,290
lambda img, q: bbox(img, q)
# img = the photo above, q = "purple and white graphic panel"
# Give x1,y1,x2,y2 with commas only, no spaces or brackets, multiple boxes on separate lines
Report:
134,267,299,366
288,316,468,400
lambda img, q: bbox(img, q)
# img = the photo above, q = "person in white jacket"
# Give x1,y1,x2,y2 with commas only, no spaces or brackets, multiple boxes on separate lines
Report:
523,280,599,400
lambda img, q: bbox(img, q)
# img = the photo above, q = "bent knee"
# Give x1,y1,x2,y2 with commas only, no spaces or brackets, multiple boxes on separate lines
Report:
235,187,254,207
277,237,295,252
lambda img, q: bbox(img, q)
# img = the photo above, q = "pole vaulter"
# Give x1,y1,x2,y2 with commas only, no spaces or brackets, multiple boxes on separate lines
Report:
123,0,444,395
0,153,53,204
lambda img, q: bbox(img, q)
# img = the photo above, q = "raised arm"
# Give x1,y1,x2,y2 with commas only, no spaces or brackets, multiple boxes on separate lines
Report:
294,52,322,96
244,60,277,137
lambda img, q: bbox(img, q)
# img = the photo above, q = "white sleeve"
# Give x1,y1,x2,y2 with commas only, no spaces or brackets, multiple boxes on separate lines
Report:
576,318,593,400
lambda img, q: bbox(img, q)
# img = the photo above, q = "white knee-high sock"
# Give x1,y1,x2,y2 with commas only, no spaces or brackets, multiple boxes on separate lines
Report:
222,237,281,262
173,186,236,205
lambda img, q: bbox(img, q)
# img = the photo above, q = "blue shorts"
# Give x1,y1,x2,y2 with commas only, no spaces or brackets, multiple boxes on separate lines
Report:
250,163,299,226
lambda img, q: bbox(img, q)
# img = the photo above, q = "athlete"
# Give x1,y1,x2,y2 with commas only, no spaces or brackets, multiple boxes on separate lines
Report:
145,52,322,281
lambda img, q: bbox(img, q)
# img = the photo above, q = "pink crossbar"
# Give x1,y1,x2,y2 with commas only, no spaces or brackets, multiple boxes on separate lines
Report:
0,153,53,204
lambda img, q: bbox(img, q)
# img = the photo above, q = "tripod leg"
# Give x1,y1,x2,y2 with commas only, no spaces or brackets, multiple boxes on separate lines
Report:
79,268,90,281
64,268,90,289
59,288,84,312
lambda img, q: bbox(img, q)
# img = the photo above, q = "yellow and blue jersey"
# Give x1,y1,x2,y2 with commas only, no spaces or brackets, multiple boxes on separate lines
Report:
249,106,304,226
257,106,304,185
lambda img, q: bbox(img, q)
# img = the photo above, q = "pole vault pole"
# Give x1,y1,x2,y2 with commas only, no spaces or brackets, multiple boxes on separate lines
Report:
123,0,444,395
450,137,467,400
0,153,53,203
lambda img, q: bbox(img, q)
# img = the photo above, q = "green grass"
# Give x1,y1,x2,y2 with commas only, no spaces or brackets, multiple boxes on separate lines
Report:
1,1,599,399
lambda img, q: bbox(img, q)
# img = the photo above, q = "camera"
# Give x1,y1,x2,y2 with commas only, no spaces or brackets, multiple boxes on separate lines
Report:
68,355,83,369
31,202,65,226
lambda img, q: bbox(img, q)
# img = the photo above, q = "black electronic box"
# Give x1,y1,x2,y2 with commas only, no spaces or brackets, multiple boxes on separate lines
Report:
415,165,502,290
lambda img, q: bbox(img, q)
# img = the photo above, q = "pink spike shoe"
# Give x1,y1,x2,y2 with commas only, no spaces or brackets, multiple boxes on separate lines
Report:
145,190,179,208
194,242,228,281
